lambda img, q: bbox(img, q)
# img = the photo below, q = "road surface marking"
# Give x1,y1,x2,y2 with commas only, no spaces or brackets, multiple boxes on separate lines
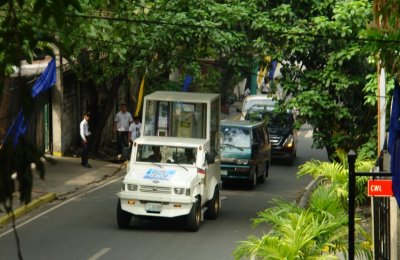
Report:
88,248,111,260
0,176,124,239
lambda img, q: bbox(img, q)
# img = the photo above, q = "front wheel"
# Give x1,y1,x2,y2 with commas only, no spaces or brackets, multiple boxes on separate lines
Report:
205,187,220,220
186,197,201,232
248,168,257,189
117,199,132,229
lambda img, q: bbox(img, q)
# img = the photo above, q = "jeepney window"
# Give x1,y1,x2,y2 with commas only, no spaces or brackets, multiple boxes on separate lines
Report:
137,144,197,164
221,127,251,148
210,99,220,154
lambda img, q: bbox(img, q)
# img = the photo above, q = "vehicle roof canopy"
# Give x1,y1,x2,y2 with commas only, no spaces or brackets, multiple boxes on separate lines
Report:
144,91,220,103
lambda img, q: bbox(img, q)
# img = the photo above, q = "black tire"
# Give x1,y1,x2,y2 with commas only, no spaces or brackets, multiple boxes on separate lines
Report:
258,162,269,183
205,187,220,220
248,168,257,189
186,197,201,232
117,199,132,229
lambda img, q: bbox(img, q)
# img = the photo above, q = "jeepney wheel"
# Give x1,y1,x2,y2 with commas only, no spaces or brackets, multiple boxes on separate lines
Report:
186,197,201,232
248,168,257,189
117,199,132,229
205,187,220,220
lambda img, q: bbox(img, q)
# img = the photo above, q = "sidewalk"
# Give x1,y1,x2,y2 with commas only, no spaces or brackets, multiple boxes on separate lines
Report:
0,156,125,226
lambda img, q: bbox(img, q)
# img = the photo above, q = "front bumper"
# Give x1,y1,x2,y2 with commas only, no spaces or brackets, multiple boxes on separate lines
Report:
118,191,195,218
271,146,295,159
220,165,251,180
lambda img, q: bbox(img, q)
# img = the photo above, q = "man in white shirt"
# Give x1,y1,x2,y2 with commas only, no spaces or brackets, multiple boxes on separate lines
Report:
114,103,133,155
128,116,142,143
80,112,91,168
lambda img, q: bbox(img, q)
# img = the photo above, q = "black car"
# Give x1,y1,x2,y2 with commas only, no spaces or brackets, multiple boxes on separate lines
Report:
245,104,297,165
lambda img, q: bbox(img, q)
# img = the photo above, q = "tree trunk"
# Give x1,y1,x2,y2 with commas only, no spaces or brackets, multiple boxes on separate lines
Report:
89,75,126,153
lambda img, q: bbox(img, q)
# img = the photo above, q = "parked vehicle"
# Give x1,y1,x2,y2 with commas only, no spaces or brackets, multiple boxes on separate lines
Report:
237,94,275,120
117,91,221,232
244,104,297,165
220,120,271,189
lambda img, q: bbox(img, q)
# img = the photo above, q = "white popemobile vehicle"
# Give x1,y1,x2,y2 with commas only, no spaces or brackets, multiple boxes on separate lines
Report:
117,91,221,231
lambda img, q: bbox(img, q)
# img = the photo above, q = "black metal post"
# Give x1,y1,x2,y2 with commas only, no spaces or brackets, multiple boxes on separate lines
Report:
348,150,356,260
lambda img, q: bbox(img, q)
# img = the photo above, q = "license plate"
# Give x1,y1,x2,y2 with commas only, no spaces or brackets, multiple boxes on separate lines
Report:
221,170,228,176
145,203,162,213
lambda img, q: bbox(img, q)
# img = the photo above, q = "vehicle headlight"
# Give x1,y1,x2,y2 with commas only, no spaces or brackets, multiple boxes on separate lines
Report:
283,135,294,148
236,159,249,165
126,184,138,191
174,188,185,195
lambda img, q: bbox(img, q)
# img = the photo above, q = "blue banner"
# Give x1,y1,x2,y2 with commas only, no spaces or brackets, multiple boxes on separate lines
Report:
389,80,400,205
31,57,56,98
3,57,56,145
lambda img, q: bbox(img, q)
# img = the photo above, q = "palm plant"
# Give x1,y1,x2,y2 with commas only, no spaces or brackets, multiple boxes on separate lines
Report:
297,149,374,205
234,185,372,259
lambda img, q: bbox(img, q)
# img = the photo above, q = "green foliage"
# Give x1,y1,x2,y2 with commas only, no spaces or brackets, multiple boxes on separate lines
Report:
234,185,372,259
251,0,378,159
298,149,374,205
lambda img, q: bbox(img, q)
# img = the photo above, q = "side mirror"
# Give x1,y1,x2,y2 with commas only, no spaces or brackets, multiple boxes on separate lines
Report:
206,152,216,164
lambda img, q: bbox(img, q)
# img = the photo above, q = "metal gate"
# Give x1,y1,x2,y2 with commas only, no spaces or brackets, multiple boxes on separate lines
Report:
348,151,391,260
373,197,390,260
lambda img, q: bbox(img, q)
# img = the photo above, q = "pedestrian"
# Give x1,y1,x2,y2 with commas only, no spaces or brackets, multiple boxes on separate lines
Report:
80,112,91,168
128,116,142,143
114,103,133,157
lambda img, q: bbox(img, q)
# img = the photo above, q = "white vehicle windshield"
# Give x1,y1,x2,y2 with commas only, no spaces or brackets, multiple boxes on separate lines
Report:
137,144,197,164
243,99,275,112
220,126,251,148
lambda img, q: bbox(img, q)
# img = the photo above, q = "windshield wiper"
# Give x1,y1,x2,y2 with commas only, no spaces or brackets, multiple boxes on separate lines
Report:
150,161,163,168
175,163,188,171
222,143,244,151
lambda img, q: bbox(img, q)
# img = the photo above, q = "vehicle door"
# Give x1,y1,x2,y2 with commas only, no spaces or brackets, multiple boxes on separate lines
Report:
252,126,267,165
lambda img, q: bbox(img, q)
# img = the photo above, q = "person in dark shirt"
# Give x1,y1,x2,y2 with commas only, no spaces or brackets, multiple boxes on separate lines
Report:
146,146,162,162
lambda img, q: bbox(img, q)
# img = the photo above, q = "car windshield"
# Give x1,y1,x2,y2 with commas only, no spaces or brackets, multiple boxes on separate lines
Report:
220,126,251,148
137,145,197,165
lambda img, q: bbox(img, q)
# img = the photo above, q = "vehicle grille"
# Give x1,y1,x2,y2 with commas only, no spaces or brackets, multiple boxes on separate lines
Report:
139,185,172,194
270,135,282,145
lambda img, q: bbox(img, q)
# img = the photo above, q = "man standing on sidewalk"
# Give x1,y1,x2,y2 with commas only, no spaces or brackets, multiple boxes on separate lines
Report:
114,103,133,157
80,112,91,168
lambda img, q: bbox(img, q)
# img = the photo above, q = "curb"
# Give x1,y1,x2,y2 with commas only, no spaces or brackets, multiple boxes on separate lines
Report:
298,176,324,208
0,192,57,226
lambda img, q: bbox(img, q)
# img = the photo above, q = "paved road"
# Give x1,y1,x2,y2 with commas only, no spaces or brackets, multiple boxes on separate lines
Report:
0,126,328,260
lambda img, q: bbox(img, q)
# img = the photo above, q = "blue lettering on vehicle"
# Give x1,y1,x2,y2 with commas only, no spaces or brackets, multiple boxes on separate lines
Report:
143,169,176,181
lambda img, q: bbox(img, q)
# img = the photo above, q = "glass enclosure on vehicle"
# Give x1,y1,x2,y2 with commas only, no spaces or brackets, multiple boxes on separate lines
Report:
143,100,206,139
141,91,221,156
136,144,197,165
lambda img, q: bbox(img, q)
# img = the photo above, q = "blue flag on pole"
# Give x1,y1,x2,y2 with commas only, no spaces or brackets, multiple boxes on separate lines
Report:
389,80,400,206
31,57,57,98
3,57,57,145
182,74,192,92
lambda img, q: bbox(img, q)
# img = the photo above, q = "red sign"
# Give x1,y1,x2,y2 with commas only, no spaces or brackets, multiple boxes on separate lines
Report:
367,180,393,197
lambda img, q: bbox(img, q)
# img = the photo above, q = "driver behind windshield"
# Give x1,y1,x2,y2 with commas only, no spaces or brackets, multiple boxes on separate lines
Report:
146,146,162,162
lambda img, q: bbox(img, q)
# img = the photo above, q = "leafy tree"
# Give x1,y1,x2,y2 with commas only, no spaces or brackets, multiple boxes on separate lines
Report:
250,0,377,160
56,0,259,151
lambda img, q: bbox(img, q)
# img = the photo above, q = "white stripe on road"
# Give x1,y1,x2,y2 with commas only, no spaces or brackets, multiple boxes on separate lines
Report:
0,176,124,239
88,248,111,260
